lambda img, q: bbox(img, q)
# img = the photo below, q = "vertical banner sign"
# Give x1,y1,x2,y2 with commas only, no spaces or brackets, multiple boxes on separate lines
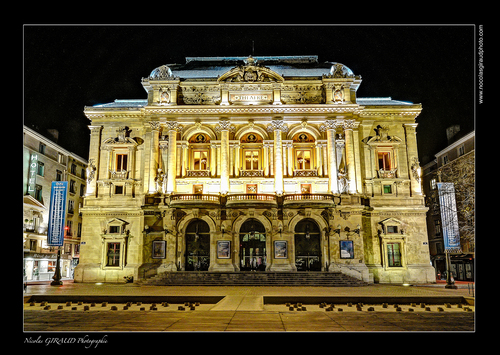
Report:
47,181,68,247
27,153,38,195
437,182,461,253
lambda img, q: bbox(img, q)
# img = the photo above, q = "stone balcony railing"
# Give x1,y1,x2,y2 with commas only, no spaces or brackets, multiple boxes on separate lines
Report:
226,193,278,207
283,193,335,207
377,168,397,178
110,170,129,179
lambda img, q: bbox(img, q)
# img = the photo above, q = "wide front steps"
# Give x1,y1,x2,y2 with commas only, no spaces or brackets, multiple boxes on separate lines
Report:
141,271,368,287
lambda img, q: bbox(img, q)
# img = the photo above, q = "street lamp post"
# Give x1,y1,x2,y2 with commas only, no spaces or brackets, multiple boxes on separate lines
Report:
445,251,457,289
50,246,63,286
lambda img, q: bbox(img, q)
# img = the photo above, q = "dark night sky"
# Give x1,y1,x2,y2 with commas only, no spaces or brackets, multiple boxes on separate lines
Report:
23,25,476,164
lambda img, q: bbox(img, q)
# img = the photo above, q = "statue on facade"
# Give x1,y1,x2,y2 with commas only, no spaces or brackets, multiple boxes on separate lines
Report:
338,168,349,194
155,168,166,194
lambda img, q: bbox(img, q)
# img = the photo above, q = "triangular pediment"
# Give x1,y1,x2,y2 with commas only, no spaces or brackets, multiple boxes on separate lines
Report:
107,218,129,226
379,218,403,226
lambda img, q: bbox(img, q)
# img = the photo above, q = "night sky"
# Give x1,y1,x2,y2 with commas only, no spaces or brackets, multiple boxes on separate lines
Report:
23,25,476,164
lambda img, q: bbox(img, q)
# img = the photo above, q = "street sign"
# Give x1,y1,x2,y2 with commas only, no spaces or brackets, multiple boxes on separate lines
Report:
47,181,68,247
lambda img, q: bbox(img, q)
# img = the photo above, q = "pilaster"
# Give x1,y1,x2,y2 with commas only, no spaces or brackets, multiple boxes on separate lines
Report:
86,125,102,197
267,118,288,195
216,119,235,194
165,121,182,194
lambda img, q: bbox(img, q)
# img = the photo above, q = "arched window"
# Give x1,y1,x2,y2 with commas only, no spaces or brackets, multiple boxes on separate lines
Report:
187,133,210,177
240,132,264,177
292,132,317,177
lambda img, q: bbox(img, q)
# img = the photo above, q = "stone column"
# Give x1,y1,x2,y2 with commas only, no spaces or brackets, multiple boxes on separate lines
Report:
229,141,234,177
146,122,161,194
165,121,182,194
210,142,217,177
404,123,422,196
267,118,288,195
216,119,235,194
263,142,269,177
234,142,240,178
343,119,358,194
315,141,323,177
320,119,340,194
282,140,288,177
287,142,293,177
159,139,169,193
86,125,102,197
181,142,188,177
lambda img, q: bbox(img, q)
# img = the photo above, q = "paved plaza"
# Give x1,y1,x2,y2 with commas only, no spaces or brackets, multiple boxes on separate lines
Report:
24,282,475,332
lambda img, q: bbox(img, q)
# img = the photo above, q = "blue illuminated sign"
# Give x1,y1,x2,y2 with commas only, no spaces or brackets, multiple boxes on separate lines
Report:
47,181,68,247
437,182,461,253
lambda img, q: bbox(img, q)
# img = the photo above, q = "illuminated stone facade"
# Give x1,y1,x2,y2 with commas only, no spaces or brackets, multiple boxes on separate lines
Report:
74,56,435,284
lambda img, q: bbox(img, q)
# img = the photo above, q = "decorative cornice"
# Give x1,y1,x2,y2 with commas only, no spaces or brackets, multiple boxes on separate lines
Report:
142,104,363,116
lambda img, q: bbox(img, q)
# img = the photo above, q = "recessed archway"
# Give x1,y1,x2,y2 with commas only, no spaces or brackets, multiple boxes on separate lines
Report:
184,219,210,271
294,218,321,271
239,218,267,271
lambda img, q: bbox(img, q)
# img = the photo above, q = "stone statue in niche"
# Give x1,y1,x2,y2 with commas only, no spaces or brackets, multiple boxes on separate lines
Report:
333,84,344,103
86,159,96,183
337,168,349,194
410,157,421,182
159,88,170,105
155,168,166,194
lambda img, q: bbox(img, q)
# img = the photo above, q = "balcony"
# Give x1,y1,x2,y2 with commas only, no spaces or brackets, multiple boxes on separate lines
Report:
283,193,335,207
169,193,221,208
377,168,397,179
186,170,210,177
110,170,129,179
226,193,278,208
240,170,264,177
293,169,318,177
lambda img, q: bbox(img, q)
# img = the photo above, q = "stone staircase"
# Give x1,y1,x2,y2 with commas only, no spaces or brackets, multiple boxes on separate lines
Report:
141,271,368,287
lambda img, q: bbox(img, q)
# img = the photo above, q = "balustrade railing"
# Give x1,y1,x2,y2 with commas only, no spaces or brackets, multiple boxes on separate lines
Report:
283,193,334,201
170,194,220,202
226,193,277,201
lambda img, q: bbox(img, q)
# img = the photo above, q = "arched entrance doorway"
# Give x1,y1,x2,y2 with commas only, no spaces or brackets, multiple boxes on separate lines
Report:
294,219,321,271
185,219,210,271
239,219,266,271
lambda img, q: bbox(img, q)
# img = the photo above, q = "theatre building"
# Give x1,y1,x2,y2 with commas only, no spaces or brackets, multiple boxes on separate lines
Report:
74,56,435,285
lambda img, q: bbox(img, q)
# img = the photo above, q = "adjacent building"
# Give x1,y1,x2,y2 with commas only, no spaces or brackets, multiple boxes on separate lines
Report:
74,56,435,284
422,128,475,281
23,125,88,281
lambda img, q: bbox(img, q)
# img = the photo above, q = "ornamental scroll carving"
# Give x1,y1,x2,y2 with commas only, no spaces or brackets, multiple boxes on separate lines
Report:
319,119,343,132
217,56,284,83
215,119,236,132
165,121,182,132
266,119,289,133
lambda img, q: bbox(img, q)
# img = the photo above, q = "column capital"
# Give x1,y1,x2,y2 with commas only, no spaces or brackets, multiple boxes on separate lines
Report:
165,120,182,132
148,121,161,131
266,118,289,133
342,119,359,130
215,118,236,132
88,125,103,133
319,119,342,132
